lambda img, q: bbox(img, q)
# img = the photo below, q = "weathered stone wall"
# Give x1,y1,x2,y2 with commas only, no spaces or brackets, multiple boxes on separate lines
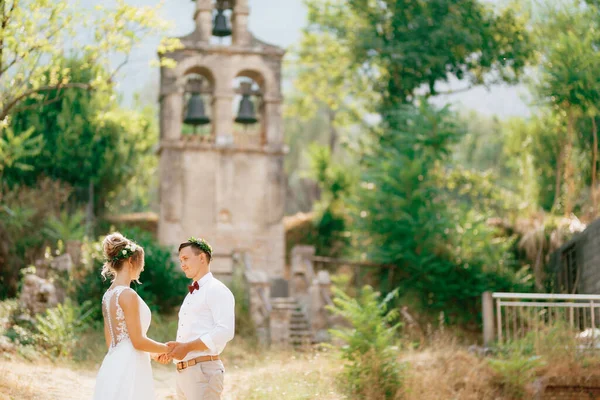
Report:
158,147,286,277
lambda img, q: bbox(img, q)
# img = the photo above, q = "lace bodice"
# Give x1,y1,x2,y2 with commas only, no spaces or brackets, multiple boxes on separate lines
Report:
102,286,151,353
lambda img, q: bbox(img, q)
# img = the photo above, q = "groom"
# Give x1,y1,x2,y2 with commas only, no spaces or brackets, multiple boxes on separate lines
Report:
160,237,235,400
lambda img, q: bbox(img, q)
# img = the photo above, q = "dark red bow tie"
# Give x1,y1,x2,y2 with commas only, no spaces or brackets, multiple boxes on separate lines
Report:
188,281,199,294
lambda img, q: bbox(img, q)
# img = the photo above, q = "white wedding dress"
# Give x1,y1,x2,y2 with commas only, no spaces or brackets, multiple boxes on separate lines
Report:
93,286,155,400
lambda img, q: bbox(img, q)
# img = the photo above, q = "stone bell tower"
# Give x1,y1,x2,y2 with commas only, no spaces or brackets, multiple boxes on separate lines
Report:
157,0,286,278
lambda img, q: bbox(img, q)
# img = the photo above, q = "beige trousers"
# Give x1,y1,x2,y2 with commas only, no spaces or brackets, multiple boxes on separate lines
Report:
176,360,225,400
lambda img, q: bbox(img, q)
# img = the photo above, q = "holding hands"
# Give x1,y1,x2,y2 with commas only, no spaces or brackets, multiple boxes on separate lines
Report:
166,341,190,360
151,353,172,364
152,341,190,364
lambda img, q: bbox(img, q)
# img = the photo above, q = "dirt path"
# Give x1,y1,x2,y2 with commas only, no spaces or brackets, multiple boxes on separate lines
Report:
0,359,97,400
0,359,183,400
0,356,342,400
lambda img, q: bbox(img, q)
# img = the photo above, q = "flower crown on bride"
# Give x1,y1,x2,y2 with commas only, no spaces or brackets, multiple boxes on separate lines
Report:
110,242,139,263
187,236,213,257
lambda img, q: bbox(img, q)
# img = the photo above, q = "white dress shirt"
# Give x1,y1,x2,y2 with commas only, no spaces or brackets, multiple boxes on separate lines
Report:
175,272,235,362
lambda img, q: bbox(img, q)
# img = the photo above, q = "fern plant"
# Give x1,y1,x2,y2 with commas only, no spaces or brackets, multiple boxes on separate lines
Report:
328,285,404,399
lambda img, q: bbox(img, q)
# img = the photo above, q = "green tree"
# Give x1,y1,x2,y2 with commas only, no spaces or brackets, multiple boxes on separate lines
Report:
305,143,354,258
452,112,511,182
105,103,160,214
287,32,372,153
0,126,42,180
283,108,329,214
0,0,180,122
299,0,533,121
353,102,526,322
290,0,536,319
6,58,158,217
0,177,72,298
530,0,600,216
503,113,563,212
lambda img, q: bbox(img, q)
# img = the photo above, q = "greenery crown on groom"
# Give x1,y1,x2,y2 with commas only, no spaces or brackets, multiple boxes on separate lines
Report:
186,236,213,259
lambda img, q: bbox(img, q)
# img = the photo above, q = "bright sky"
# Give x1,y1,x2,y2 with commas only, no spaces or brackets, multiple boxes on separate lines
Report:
110,0,530,118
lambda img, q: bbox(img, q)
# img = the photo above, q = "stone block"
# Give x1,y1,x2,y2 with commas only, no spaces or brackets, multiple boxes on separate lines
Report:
50,254,73,273
19,274,59,315
270,278,289,298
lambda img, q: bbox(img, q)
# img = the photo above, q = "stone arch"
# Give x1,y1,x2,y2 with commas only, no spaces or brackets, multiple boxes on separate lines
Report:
175,63,216,92
182,66,216,88
173,57,226,93
235,69,265,90
232,62,278,98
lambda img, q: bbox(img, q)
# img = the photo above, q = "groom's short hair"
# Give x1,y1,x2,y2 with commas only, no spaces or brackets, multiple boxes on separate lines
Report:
179,242,212,262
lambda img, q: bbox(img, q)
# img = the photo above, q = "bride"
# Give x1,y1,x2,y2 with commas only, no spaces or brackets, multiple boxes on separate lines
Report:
93,232,169,400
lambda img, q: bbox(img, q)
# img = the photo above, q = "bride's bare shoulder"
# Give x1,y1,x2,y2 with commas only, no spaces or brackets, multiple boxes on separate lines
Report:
117,288,139,307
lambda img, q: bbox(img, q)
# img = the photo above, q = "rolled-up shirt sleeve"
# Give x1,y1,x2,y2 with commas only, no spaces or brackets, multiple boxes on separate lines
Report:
199,284,235,354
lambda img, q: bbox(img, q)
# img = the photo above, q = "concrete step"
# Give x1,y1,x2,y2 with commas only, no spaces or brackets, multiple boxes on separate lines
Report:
290,321,309,325
286,298,316,348
290,309,307,319
290,323,310,329
290,337,313,343
290,330,312,337
290,339,316,346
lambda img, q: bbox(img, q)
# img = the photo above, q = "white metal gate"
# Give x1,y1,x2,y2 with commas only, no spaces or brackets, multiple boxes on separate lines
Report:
491,292,600,345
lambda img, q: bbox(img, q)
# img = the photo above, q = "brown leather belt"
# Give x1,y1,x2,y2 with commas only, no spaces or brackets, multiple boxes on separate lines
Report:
176,355,220,371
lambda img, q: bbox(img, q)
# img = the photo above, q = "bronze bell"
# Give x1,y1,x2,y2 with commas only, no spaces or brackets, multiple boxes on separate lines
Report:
212,9,232,37
183,94,210,126
235,94,258,125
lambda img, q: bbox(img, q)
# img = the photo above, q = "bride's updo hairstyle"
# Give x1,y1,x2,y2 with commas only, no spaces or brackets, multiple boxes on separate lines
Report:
101,232,144,280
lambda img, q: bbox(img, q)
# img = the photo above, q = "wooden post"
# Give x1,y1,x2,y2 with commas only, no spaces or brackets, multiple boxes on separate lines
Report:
570,307,574,328
483,291,494,347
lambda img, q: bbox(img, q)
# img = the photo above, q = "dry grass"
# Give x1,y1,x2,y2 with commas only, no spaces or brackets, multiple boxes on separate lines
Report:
402,342,503,400
0,340,346,400
4,303,600,400
511,324,600,379
224,351,344,400
6,335,600,400
0,306,347,399
401,328,600,400
0,357,97,400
